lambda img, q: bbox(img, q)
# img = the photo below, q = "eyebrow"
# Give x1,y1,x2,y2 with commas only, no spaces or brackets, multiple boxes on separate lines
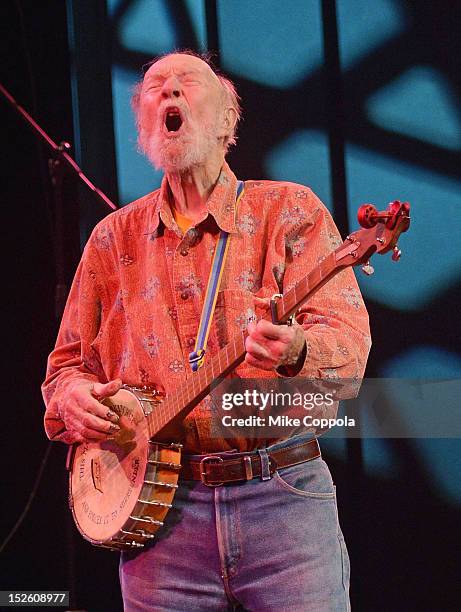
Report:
144,69,202,82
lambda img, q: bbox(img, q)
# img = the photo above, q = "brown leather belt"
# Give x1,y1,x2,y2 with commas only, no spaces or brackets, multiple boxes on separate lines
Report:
181,438,321,486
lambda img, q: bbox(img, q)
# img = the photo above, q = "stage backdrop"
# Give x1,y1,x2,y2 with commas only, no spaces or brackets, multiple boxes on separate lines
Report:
1,2,459,611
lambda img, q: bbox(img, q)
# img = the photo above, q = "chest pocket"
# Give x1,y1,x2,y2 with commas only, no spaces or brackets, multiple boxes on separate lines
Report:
214,289,257,347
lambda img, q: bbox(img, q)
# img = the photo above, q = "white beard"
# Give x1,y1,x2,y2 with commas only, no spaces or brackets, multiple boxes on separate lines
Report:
140,114,220,173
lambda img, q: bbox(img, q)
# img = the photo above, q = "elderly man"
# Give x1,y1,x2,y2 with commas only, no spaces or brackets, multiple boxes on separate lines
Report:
43,52,370,611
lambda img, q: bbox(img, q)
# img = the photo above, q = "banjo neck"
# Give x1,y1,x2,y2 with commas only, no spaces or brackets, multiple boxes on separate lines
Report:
145,198,410,439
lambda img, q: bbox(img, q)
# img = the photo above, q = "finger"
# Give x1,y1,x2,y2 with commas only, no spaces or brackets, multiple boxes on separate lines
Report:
72,391,120,423
256,319,284,340
245,334,271,361
93,378,123,399
74,410,121,436
255,319,294,342
245,352,275,371
69,431,86,444
246,332,288,363
245,334,283,369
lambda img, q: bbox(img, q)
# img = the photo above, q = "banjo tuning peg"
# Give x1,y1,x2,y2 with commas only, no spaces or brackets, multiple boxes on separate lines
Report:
392,245,402,261
361,262,374,276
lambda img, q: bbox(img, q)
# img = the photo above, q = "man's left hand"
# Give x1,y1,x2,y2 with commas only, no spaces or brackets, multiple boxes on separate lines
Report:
244,319,306,371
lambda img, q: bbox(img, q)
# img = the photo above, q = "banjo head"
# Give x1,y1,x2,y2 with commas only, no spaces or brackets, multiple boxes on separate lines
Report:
69,387,181,549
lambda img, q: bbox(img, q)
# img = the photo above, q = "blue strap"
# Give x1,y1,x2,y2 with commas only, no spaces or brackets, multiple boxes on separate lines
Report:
189,180,244,372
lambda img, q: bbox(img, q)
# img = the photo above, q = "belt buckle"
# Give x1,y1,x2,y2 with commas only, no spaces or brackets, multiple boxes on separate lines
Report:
199,456,224,487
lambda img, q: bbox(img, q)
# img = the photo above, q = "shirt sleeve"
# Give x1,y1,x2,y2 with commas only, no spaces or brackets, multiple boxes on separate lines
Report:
41,231,108,443
275,187,371,381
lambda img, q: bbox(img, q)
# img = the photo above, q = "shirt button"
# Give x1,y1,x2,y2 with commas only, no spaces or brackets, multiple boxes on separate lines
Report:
180,248,189,256
180,292,189,300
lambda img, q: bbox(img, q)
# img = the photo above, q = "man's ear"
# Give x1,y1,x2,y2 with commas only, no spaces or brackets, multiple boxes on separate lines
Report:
223,107,237,135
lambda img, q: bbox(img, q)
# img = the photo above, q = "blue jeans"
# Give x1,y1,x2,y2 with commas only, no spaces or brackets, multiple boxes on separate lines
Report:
120,435,350,611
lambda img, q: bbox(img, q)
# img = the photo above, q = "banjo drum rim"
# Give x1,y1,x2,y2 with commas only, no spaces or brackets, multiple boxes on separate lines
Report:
68,386,181,549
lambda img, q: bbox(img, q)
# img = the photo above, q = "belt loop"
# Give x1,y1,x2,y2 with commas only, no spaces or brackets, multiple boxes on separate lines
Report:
257,448,271,481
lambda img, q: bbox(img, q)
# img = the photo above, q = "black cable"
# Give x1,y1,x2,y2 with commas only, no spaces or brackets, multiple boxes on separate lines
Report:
0,441,54,554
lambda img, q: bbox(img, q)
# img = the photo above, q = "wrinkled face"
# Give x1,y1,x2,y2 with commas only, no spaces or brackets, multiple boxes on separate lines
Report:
138,54,228,172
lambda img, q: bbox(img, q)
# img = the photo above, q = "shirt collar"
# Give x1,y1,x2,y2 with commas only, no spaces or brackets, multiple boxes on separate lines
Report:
154,161,240,234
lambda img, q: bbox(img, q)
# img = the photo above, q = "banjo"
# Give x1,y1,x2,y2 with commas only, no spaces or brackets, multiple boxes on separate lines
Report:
68,201,410,550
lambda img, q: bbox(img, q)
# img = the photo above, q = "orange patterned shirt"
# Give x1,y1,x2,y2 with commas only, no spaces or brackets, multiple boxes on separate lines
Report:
42,161,371,452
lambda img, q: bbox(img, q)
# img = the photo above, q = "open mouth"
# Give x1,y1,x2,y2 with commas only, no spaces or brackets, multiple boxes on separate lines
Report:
164,107,183,132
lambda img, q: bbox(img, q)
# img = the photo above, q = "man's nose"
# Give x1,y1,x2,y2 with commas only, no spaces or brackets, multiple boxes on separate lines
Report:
161,76,182,99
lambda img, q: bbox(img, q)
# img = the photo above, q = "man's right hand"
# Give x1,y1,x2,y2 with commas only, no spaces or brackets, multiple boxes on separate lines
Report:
60,379,123,443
